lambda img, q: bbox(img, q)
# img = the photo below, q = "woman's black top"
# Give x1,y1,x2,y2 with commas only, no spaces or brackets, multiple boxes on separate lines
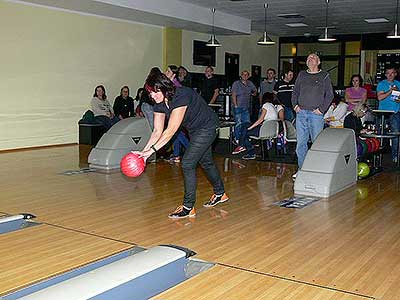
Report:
153,87,218,133
113,96,135,119
344,113,362,135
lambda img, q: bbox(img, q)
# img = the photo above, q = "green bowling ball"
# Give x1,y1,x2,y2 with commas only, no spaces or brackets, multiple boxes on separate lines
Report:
357,162,370,178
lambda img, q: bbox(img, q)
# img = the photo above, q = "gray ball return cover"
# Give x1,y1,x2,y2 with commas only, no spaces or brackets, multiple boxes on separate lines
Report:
294,128,357,198
88,117,151,170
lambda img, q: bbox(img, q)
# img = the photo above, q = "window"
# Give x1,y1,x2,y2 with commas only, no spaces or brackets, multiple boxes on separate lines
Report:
193,40,216,66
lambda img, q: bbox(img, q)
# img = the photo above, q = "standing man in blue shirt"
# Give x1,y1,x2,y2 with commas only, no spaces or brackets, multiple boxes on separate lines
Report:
231,70,257,155
377,67,400,162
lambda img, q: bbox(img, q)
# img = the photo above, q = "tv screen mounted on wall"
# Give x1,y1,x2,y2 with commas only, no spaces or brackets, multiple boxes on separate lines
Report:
193,40,216,66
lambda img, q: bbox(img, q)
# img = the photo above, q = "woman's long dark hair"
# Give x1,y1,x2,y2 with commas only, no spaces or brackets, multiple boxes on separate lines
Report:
349,74,363,87
135,88,145,100
120,85,130,96
93,85,106,100
145,68,176,100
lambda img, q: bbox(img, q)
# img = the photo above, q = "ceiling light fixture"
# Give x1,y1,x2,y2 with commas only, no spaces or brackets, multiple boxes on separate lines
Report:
387,0,400,38
257,3,275,45
206,8,221,47
285,23,308,27
364,18,389,23
318,0,336,42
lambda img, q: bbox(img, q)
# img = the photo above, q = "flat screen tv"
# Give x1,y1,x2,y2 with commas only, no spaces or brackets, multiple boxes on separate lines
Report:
193,40,216,66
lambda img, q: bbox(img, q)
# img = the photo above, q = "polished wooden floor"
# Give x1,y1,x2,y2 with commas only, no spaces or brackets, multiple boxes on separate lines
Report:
1,145,400,299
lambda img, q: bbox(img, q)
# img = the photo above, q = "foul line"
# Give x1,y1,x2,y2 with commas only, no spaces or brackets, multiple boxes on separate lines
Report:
217,262,375,299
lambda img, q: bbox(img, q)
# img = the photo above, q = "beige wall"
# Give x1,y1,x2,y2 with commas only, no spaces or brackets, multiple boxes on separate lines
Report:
181,30,278,76
163,28,182,70
0,1,163,150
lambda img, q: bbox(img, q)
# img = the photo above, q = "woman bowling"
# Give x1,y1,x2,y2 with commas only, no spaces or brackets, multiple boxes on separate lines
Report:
135,69,229,219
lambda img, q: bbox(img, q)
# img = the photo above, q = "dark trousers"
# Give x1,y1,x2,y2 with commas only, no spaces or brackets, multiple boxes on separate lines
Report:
95,115,120,130
240,125,261,156
182,127,225,208
389,112,400,161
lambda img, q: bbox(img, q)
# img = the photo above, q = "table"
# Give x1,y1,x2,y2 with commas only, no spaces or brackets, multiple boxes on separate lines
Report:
372,110,395,134
360,132,400,167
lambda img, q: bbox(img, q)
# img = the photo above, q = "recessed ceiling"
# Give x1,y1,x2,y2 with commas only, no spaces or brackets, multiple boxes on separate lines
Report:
179,0,398,37
14,0,399,37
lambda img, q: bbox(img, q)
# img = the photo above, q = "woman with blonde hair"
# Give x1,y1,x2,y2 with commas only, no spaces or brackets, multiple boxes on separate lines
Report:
343,103,368,135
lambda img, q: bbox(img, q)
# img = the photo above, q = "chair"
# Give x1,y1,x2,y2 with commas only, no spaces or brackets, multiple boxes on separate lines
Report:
249,120,279,160
282,120,297,143
280,120,297,159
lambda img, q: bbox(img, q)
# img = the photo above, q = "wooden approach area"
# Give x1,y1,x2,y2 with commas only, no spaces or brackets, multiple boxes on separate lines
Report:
1,144,400,300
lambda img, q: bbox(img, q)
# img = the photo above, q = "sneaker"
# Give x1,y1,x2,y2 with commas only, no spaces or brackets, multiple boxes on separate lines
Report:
292,172,298,180
168,205,196,219
169,156,181,163
232,159,246,169
203,193,229,207
232,146,246,155
242,153,256,160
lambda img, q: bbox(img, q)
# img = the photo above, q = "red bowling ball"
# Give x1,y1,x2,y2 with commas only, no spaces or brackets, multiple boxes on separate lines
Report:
120,152,145,177
365,139,373,153
372,138,380,152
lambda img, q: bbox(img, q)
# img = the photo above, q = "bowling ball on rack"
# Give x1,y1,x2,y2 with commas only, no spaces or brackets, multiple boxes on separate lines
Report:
357,162,370,179
359,140,368,157
357,142,363,158
365,139,373,153
368,138,375,152
372,138,380,152
120,152,146,177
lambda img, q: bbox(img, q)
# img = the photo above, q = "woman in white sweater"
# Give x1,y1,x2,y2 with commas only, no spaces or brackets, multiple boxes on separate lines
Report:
324,96,348,128
91,85,120,130
233,92,279,160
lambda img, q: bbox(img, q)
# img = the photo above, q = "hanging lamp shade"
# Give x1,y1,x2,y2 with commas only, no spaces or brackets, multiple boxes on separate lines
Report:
257,3,275,45
206,35,221,47
387,0,400,38
387,24,400,38
257,32,275,45
206,8,221,47
318,0,336,42
318,27,336,42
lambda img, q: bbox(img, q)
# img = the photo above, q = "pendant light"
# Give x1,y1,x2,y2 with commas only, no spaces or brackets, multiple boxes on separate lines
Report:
387,0,400,38
206,8,221,47
257,3,275,45
318,0,336,42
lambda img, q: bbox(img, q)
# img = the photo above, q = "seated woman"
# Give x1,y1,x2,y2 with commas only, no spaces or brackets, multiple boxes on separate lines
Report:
345,74,367,111
91,85,120,130
233,92,279,160
273,95,285,121
343,103,368,135
113,86,135,119
324,94,348,128
134,88,145,117
177,66,192,87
